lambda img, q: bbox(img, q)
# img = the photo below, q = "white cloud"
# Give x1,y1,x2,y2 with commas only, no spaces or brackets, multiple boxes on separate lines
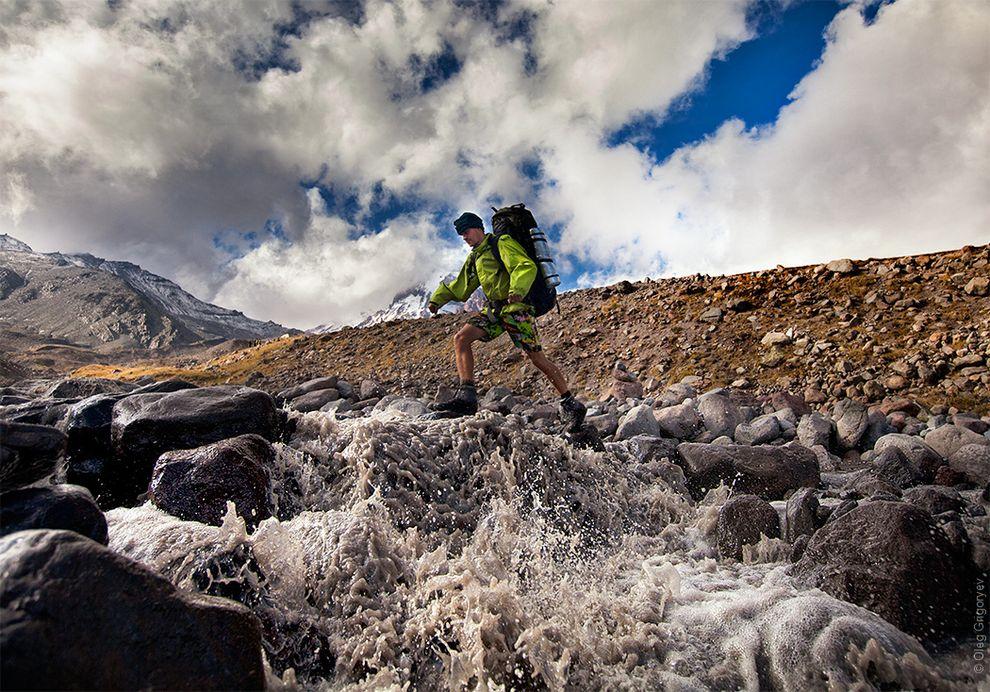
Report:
549,0,990,284
1,0,984,329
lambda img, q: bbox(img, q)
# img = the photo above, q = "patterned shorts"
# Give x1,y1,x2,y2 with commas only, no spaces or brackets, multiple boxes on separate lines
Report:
467,305,542,351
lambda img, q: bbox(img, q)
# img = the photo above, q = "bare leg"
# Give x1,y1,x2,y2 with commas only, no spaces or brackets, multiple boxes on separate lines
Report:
454,324,487,383
526,349,569,395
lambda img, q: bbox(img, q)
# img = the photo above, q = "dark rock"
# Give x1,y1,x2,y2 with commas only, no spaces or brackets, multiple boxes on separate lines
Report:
873,433,944,481
925,424,990,460
715,494,780,560
734,413,781,446
109,386,282,507
784,487,819,543
563,425,605,452
873,446,925,489
825,499,858,523
130,379,199,395
336,379,355,399
584,412,619,437
953,414,990,435
360,379,385,400
0,400,71,427
793,501,969,640
622,435,680,464
842,470,901,499
60,395,119,501
0,529,265,690
288,388,340,412
861,411,895,450
0,484,107,543
902,486,965,516
676,442,820,500
789,533,810,562
150,434,275,529
949,444,990,485
46,378,136,399
0,421,65,490
769,391,812,417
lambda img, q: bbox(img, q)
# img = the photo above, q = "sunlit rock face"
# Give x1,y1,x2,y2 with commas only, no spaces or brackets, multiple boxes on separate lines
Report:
104,409,971,690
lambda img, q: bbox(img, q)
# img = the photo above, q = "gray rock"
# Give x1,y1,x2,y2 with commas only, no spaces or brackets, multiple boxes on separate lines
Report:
277,376,338,401
109,386,282,507
373,396,429,418
793,501,970,640
841,470,901,499
336,379,355,399
676,443,820,500
784,487,819,543
130,379,199,395
715,494,780,560
826,258,855,274
584,413,619,437
734,413,782,446
360,379,385,400
655,401,702,440
697,391,744,438
0,421,65,490
319,399,353,414
925,424,990,460
949,444,990,485
0,529,265,690
622,435,680,464
833,399,869,451
659,383,696,408
149,434,275,529
797,413,833,449
873,433,943,481
45,378,137,399
615,404,660,441
0,484,107,544
861,411,896,450
288,388,340,412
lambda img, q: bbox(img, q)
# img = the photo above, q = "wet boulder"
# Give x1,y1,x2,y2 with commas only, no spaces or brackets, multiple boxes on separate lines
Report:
925,424,990,460
109,386,282,507
0,529,265,690
130,379,199,395
149,434,275,529
60,394,118,501
677,443,820,500
949,444,990,485
0,421,65,490
715,494,780,560
902,486,965,516
697,391,744,438
793,501,969,640
45,378,136,399
0,484,107,544
872,446,925,489
0,400,71,427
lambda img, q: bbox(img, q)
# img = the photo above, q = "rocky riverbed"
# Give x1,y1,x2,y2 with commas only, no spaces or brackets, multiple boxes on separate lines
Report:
1,374,987,689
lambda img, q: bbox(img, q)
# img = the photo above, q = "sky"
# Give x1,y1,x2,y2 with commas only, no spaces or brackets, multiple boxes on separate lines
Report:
0,0,987,330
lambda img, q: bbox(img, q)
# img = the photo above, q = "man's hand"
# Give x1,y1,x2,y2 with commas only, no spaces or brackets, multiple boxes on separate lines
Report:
428,302,440,315
507,293,523,304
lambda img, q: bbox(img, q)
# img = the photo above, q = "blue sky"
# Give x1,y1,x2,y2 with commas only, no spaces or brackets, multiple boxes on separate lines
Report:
1,0,986,328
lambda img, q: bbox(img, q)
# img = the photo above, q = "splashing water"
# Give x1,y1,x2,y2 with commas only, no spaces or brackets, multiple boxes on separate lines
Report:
106,410,976,690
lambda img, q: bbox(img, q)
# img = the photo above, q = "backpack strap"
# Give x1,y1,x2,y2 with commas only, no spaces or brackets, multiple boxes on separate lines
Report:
487,234,507,275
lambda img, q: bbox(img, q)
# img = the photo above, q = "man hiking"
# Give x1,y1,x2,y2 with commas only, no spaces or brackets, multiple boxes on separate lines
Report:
427,211,586,430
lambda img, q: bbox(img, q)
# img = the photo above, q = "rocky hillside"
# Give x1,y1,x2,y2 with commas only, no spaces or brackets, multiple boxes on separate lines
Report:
75,243,989,413
0,235,291,378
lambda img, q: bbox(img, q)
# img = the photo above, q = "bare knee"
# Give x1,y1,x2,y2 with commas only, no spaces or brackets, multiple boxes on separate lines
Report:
453,330,473,351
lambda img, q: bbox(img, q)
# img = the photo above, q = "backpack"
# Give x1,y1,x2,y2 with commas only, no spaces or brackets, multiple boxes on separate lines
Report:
488,203,559,317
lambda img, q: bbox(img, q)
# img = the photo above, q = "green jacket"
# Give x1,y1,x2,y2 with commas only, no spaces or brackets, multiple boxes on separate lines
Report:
430,234,537,314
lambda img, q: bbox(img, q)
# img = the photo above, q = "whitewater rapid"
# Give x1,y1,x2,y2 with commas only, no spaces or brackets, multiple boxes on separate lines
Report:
105,409,975,690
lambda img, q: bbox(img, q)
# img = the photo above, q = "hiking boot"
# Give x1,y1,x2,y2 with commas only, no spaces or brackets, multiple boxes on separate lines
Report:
429,382,478,417
559,394,587,432
428,396,478,416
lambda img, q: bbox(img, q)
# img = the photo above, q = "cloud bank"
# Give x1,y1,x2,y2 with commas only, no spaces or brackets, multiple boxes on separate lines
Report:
0,0,986,328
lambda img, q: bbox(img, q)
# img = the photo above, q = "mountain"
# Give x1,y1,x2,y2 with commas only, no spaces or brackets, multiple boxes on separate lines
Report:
310,281,487,333
0,234,291,355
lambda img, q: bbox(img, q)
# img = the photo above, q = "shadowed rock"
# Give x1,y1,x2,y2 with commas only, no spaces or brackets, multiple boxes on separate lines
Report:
0,421,65,490
0,529,265,690
0,484,107,544
793,501,970,640
715,494,780,559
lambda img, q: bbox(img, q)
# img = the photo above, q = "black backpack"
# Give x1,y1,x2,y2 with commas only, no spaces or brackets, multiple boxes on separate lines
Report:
488,203,558,317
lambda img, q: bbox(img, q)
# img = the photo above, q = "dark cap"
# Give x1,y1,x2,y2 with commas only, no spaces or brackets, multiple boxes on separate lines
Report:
453,212,484,235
